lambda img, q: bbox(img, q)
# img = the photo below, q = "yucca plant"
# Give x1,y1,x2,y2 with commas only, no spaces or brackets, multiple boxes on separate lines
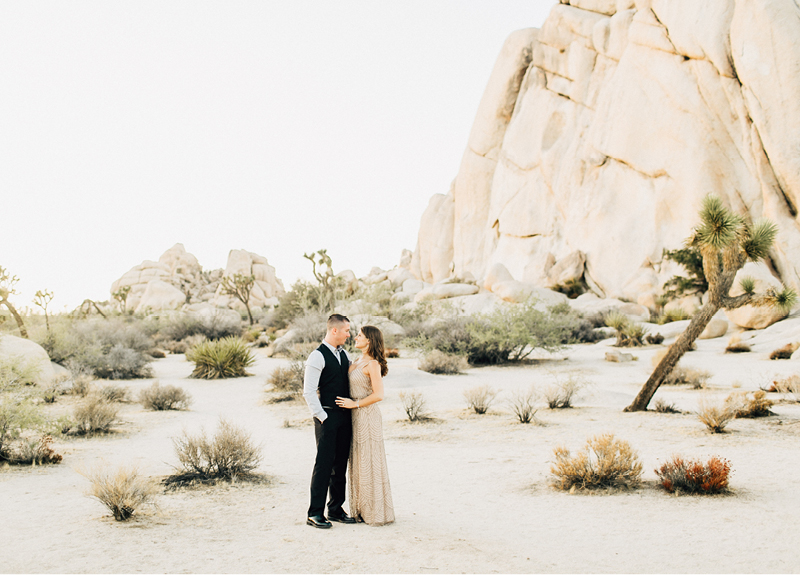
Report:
186,337,255,379
626,196,797,411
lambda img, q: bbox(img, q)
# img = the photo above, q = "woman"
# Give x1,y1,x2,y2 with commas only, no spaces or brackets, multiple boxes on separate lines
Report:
335,325,395,526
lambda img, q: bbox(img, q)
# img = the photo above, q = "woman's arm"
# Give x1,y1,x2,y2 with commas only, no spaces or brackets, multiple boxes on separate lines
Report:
335,360,384,409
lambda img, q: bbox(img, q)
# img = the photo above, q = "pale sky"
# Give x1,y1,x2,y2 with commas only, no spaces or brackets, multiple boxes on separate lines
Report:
1,1,555,312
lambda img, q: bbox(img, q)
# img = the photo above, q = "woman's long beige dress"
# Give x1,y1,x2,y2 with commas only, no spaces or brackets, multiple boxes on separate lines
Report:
348,358,395,525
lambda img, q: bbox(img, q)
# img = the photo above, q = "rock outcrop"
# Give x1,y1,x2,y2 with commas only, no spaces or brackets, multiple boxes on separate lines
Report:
412,0,800,307
213,249,285,310
111,244,284,314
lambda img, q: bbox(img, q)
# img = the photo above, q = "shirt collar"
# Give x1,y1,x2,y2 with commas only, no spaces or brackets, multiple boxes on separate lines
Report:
322,340,341,354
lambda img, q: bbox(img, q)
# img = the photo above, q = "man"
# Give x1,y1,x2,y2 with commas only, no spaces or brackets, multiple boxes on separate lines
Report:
303,313,357,528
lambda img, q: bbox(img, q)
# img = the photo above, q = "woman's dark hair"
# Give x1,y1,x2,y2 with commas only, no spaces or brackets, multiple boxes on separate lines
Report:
362,325,388,377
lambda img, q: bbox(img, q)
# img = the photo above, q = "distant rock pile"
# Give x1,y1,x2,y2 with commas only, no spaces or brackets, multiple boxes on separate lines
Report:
411,0,800,317
110,244,284,314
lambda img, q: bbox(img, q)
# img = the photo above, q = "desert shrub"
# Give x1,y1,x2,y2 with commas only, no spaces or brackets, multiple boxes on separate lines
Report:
653,398,681,413
139,381,192,411
266,361,305,395
418,350,468,374
463,385,498,414
407,300,577,365
770,375,800,400
645,332,664,345
154,311,241,342
71,396,119,435
665,366,711,389
168,419,262,483
655,455,731,494
385,348,400,358
68,371,95,397
6,435,63,465
288,310,328,343
547,303,605,343
162,340,187,354
398,391,429,422
149,348,166,359
605,312,647,347
186,337,255,379
99,383,131,403
83,464,159,521
507,387,538,424
697,397,735,433
656,308,690,324
725,390,773,418
39,318,154,378
42,375,69,403
552,279,586,299
543,375,586,409
0,398,47,462
0,355,42,388
551,433,643,490
769,342,798,360
725,337,751,353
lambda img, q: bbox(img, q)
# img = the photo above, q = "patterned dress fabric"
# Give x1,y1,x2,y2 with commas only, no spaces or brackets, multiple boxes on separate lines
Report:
348,359,395,525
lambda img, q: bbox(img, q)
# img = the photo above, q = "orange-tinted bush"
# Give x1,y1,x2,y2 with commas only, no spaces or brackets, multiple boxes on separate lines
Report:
656,455,731,494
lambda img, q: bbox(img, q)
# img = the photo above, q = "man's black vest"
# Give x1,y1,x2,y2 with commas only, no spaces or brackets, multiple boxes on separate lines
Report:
317,344,350,409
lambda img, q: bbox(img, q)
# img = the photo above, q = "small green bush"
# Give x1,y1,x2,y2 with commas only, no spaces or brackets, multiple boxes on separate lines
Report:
153,310,242,342
139,381,192,411
186,337,255,379
99,383,131,403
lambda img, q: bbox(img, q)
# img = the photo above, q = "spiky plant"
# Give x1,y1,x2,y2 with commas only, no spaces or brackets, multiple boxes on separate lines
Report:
186,337,255,379
604,311,629,347
626,196,797,411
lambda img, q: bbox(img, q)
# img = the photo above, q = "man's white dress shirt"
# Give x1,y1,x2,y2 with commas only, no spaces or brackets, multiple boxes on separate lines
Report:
303,340,351,422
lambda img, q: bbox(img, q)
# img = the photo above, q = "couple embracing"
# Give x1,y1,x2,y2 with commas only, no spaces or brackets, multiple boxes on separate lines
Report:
303,314,395,528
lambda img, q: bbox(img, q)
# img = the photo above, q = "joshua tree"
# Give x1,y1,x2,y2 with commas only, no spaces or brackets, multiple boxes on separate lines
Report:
33,289,54,332
625,195,797,412
303,249,339,312
220,273,256,325
0,266,28,338
112,285,131,314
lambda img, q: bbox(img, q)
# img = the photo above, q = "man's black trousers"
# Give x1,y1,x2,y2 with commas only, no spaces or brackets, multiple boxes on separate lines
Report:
308,408,352,517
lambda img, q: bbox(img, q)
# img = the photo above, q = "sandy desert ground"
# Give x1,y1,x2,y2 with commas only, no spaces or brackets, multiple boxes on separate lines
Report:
3,330,800,574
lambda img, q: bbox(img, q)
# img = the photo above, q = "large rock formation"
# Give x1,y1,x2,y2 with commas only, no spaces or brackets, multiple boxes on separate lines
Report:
111,244,284,314
213,249,286,310
412,0,800,306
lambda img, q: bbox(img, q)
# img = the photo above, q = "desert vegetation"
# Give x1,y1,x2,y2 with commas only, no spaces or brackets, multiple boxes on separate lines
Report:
186,337,255,379
463,385,498,414
139,381,193,411
551,434,643,490
656,456,731,495
82,464,159,521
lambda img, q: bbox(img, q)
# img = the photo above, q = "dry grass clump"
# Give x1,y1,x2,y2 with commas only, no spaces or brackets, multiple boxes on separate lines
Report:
769,342,798,360
99,383,131,403
655,455,731,494
398,391,430,422
543,375,586,409
652,352,711,389
82,464,159,521
69,372,95,397
725,390,774,418
653,398,681,414
71,395,120,435
385,348,400,358
507,387,538,424
418,350,468,375
167,419,262,485
463,385,498,414
697,397,735,433
139,381,192,411
768,375,800,401
266,360,304,395
42,375,69,404
551,433,643,490
186,337,255,379
725,335,751,353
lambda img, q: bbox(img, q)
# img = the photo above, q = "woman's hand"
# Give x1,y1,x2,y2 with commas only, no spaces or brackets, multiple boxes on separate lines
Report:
335,396,358,409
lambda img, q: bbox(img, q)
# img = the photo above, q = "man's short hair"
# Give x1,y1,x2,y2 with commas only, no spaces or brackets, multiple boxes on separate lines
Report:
327,314,350,330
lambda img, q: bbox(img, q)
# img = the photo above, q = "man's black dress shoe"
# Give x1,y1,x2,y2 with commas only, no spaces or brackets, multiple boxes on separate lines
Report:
328,511,357,524
306,515,332,529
